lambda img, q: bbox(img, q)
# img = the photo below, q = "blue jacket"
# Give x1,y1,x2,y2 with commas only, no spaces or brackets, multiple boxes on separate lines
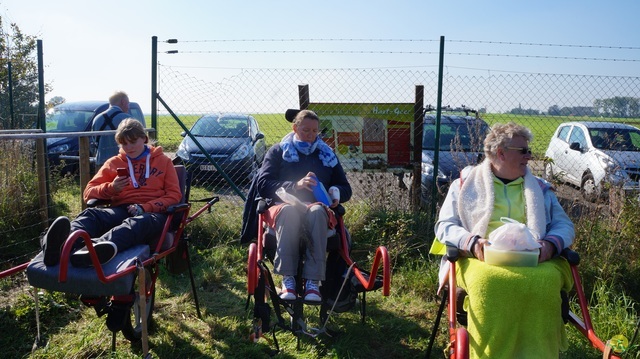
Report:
92,106,133,166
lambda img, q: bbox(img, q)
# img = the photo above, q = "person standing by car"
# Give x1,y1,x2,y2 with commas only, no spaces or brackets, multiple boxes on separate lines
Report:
92,91,134,167
256,109,352,302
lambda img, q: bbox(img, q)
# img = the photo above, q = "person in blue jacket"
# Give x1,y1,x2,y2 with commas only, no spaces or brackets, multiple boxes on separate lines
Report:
92,91,135,167
256,109,352,302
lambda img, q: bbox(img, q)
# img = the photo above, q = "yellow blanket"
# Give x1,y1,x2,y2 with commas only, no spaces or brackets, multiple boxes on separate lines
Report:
456,257,573,359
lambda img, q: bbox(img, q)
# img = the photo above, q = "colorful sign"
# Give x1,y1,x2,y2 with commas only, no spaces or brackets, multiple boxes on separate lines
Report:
309,103,415,170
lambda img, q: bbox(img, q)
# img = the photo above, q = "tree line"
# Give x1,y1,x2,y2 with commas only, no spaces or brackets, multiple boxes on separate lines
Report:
509,97,640,118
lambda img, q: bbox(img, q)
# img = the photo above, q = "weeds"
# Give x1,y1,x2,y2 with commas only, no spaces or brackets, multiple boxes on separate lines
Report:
3,150,640,357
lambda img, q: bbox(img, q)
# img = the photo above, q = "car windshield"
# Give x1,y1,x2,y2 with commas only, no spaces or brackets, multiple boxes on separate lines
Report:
423,121,488,151
191,116,249,137
589,128,640,151
45,109,93,132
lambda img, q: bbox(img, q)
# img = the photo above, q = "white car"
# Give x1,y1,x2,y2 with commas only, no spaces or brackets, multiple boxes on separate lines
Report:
544,121,640,201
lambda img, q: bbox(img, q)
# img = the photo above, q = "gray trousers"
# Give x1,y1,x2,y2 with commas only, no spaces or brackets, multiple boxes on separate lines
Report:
273,204,329,281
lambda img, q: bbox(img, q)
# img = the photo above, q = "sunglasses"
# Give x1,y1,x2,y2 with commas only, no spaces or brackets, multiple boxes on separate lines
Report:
505,146,532,155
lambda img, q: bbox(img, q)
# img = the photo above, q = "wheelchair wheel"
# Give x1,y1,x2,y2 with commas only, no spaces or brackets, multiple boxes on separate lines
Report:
122,268,155,342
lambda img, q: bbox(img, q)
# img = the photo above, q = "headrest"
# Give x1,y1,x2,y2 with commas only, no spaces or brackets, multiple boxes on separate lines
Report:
285,109,300,123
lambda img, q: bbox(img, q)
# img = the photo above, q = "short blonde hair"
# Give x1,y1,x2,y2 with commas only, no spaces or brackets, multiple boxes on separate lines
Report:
115,118,147,145
109,91,128,106
484,122,533,161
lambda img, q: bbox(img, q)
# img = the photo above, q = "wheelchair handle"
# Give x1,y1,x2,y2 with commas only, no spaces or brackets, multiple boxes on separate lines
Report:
560,248,580,265
446,245,460,262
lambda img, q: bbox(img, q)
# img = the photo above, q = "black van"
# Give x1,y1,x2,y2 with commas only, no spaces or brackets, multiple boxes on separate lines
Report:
46,101,145,171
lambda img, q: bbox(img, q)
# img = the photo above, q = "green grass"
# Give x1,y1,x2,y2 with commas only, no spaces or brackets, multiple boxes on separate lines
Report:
148,112,640,161
4,112,640,358
482,113,640,158
3,196,639,358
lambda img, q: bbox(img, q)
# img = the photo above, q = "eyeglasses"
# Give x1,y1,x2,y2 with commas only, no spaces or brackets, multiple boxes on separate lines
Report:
505,146,532,155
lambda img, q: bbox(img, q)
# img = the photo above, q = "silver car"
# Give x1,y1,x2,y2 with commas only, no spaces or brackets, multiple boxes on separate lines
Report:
544,121,640,201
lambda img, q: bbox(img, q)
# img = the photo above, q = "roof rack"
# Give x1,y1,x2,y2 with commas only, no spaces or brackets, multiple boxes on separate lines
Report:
424,105,479,118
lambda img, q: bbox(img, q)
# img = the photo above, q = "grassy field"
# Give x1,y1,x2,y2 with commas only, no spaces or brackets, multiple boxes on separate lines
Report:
149,112,640,160
3,180,640,358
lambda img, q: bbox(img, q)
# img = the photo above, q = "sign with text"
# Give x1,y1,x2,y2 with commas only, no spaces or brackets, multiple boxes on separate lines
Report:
309,103,415,170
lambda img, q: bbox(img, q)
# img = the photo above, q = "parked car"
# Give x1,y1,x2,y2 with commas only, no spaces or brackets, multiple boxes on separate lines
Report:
420,112,489,205
544,121,640,201
175,113,266,184
46,101,145,171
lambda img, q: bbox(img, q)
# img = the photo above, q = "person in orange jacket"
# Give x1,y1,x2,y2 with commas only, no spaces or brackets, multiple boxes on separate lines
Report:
40,118,182,267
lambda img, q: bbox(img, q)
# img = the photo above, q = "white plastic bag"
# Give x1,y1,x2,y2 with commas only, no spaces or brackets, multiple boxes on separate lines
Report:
488,217,541,251
275,187,307,212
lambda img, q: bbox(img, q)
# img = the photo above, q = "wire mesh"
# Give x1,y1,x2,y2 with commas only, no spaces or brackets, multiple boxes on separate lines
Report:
156,65,640,244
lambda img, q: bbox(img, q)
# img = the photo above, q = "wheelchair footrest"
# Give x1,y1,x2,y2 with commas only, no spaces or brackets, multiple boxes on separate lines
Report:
26,245,150,296
352,270,384,292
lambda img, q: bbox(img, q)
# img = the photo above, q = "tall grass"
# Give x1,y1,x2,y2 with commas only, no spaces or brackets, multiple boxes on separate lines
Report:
4,114,640,357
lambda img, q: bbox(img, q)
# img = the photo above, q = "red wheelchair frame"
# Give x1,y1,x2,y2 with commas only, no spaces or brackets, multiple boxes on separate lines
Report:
246,199,391,352
427,246,625,359
1,165,220,355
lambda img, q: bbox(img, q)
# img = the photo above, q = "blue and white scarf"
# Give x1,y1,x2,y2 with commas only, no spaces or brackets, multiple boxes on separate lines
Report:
280,132,338,167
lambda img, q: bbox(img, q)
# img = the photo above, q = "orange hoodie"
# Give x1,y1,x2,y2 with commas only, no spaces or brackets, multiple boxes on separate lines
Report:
83,146,182,213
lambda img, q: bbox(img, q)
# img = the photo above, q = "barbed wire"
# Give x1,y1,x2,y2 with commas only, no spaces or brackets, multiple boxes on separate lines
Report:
158,63,640,78
165,49,640,62
167,38,640,51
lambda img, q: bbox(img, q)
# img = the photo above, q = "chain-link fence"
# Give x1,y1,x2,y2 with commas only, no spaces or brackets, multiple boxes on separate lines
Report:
2,46,640,273
155,64,640,242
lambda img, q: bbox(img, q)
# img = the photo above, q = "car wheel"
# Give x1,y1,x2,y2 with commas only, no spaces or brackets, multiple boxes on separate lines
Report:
580,173,599,202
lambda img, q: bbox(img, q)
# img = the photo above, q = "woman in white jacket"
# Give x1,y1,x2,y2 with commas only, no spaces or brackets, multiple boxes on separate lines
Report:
434,122,574,359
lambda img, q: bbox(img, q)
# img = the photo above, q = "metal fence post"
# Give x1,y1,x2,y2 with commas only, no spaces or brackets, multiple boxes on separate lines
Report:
412,85,424,212
151,36,158,140
431,36,445,220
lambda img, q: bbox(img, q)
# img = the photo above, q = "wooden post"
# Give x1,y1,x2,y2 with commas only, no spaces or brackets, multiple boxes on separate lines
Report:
36,138,49,225
298,84,310,110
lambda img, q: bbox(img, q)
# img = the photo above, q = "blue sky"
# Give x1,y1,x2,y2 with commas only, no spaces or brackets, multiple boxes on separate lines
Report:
1,0,639,112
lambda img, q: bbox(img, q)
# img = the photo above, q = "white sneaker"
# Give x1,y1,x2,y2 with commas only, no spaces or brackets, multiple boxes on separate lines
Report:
304,279,322,302
279,275,297,300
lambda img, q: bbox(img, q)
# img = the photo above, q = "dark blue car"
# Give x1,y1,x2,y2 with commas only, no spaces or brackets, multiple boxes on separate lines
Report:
46,101,145,171
420,113,489,205
175,113,266,184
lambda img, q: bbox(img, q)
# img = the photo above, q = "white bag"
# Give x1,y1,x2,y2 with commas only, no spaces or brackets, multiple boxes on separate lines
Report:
275,187,307,212
488,217,541,251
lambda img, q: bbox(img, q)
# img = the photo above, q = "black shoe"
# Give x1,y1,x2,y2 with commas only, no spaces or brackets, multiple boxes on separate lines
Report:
70,241,118,268
42,216,71,266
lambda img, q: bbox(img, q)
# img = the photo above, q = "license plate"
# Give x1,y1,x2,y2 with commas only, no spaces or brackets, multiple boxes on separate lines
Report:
200,165,217,172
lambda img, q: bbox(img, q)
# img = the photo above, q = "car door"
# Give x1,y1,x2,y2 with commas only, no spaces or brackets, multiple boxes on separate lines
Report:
250,117,266,163
548,125,572,180
563,125,589,186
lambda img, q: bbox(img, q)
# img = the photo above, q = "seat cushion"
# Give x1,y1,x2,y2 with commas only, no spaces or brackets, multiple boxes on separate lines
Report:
26,245,150,296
